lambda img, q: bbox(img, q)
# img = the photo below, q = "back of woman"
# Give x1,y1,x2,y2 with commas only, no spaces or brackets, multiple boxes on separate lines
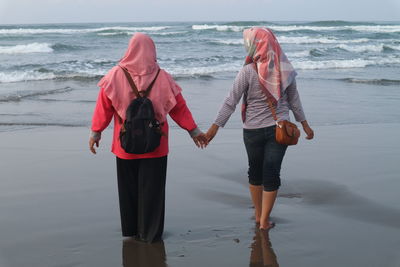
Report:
89,33,207,243
206,27,314,230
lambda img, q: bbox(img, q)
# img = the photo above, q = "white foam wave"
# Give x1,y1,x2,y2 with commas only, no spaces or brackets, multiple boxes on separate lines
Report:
0,71,55,83
151,31,188,36
277,36,370,44
0,26,170,35
278,36,337,44
337,44,385,53
191,24,400,33
97,26,169,32
346,25,400,33
209,39,243,45
97,32,129,36
192,24,245,32
168,62,243,77
270,25,400,33
286,50,310,58
293,57,400,70
98,30,186,36
0,43,53,54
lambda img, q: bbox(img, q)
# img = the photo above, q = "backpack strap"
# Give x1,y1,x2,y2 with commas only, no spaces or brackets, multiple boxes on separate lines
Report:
119,66,160,98
143,68,160,97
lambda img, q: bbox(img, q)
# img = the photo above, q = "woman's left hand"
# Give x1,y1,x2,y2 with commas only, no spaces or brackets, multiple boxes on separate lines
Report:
301,121,314,140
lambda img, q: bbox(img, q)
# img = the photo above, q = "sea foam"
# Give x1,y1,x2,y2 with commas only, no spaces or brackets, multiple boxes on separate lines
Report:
0,26,169,35
293,57,400,70
0,43,53,54
0,71,55,83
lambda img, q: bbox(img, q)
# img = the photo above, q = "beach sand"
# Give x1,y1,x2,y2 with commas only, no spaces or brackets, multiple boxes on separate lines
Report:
0,121,400,267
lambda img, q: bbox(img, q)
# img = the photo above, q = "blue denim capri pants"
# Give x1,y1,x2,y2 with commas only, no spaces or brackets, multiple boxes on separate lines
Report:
243,126,288,191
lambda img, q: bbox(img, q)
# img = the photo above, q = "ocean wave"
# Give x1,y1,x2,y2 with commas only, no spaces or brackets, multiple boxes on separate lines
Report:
309,48,325,57
168,62,243,78
97,30,187,37
304,44,400,57
56,74,104,82
278,36,337,44
191,23,400,34
0,87,73,102
0,42,88,54
192,24,245,32
51,43,85,51
208,39,243,45
338,44,400,53
0,26,170,35
97,32,130,36
303,20,378,26
0,70,55,83
277,36,370,44
293,57,400,70
340,78,400,85
270,25,400,33
0,43,53,54
225,21,273,26
151,31,188,36
383,45,400,52
337,44,382,53
287,50,311,58
0,69,105,83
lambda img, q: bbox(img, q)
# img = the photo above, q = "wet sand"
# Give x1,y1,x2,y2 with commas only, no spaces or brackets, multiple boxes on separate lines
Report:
0,122,400,267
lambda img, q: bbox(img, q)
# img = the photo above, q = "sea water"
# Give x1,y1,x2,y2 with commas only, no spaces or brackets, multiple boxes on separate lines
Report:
0,21,399,131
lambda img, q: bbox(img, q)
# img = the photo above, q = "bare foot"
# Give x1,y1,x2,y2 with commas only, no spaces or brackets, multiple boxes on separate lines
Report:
259,221,275,230
251,215,261,224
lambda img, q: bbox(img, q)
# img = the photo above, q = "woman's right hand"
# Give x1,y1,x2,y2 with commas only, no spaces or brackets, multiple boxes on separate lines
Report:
205,124,220,143
89,137,100,154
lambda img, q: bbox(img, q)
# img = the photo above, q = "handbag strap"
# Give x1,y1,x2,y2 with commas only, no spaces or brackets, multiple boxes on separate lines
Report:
266,98,279,122
119,66,160,98
251,63,279,123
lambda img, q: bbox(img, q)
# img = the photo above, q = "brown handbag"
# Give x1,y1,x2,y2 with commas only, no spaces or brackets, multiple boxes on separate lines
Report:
251,62,300,145
266,99,300,146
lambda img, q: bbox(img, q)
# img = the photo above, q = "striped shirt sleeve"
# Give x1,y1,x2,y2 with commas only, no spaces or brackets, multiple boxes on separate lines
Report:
214,68,248,127
286,80,306,122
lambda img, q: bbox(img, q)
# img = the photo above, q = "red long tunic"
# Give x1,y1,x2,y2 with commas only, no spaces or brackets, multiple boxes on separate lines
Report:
91,87,198,159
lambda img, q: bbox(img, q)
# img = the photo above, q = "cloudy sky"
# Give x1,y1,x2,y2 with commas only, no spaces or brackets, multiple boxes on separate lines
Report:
0,0,399,24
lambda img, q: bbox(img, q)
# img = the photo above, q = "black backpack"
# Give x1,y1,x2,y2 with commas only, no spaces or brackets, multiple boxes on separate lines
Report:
118,66,162,154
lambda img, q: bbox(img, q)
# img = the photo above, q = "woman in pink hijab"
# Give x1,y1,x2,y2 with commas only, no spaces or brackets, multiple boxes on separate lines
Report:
206,27,314,230
89,33,207,243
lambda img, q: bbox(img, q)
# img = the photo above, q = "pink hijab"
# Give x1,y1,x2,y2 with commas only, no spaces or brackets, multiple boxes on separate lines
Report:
243,27,296,104
98,33,181,122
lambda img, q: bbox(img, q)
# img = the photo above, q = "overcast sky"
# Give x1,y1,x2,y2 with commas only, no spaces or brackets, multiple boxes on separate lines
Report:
0,0,399,24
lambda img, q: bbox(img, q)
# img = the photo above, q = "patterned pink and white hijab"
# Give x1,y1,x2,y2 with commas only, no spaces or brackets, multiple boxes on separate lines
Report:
243,27,297,103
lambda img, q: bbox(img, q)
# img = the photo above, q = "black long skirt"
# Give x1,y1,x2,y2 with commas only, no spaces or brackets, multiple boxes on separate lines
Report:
116,156,167,243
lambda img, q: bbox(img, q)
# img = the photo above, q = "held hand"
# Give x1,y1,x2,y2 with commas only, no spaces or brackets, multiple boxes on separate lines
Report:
89,137,100,154
301,121,314,140
205,124,219,143
192,132,208,149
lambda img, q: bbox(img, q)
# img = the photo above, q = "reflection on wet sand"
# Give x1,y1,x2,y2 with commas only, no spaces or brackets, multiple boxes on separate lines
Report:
122,238,167,267
250,228,279,267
